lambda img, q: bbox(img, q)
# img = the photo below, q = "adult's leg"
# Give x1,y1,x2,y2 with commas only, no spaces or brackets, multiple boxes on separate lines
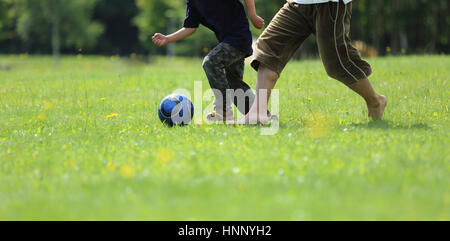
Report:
348,78,387,120
239,2,313,124
237,64,279,124
316,1,386,120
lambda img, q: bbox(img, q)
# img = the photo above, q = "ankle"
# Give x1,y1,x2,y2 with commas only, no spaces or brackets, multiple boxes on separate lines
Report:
366,95,382,108
215,109,233,118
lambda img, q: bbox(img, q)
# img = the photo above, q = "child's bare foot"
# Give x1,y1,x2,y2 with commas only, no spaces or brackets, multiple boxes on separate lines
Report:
368,95,387,120
206,111,234,122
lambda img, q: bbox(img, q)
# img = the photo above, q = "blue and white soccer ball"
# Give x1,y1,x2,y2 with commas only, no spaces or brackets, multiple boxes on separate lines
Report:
158,94,194,127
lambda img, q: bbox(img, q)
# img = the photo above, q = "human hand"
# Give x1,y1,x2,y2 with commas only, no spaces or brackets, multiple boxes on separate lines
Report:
249,14,265,29
152,33,170,47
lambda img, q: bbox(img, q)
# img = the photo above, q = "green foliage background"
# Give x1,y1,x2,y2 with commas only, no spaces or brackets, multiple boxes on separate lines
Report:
15,0,103,53
0,0,449,56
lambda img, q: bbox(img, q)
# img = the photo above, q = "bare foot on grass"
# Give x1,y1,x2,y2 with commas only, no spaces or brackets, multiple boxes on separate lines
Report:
368,95,387,120
236,113,276,125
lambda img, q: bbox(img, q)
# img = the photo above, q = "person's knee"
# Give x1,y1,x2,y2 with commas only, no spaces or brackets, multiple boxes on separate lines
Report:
323,64,340,80
324,64,363,86
203,55,226,75
259,64,280,82
202,56,214,72
327,71,341,81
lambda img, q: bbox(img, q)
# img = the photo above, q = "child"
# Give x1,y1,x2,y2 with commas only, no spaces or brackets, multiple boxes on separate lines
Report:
239,0,387,124
152,0,265,121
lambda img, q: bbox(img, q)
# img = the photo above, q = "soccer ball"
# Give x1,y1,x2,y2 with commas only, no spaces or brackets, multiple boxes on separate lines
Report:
158,94,194,127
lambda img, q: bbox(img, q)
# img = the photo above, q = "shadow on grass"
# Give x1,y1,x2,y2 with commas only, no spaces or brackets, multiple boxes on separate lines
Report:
230,120,431,131
348,120,431,130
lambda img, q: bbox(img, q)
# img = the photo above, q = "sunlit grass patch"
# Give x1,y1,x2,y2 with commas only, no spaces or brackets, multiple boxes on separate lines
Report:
0,55,448,220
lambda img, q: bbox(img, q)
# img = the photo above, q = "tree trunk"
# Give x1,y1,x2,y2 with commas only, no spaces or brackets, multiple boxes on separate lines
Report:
166,17,175,58
51,5,60,67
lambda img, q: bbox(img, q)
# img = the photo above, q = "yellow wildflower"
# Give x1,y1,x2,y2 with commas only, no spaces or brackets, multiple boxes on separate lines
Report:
44,101,52,110
107,162,116,172
305,112,331,139
106,113,118,119
155,148,174,164
120,164,135,178
68,159,76,167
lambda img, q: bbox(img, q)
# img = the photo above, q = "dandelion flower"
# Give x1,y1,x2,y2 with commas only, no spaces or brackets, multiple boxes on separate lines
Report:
307,97,312,102
155,148,174,164
38,114,46,121
100,97,106,101
305,112,331,139
120,164,135,178
68,159,76,167
107,113,118,119
107,162,116,172
44,102,52,110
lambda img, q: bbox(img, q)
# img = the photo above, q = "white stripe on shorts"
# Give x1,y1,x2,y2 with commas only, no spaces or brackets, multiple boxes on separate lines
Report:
333,2,358,82
342,3,367,79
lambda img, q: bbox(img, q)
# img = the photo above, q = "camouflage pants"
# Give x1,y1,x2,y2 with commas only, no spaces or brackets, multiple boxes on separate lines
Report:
202,42,255,116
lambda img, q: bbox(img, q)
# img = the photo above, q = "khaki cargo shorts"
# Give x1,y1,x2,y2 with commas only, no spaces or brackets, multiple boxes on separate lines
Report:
251,0,372,85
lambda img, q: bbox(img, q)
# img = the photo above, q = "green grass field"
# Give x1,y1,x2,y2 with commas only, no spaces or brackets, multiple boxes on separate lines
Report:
0,55,449,220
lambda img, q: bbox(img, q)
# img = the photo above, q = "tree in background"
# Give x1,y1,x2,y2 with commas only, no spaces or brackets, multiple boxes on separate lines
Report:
134,0,218,57
0,0,14,41
0,0,19,51
16,0,104,66
0,0,448,56
92,0,141,55
351,0,449,55
134,0,181,56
